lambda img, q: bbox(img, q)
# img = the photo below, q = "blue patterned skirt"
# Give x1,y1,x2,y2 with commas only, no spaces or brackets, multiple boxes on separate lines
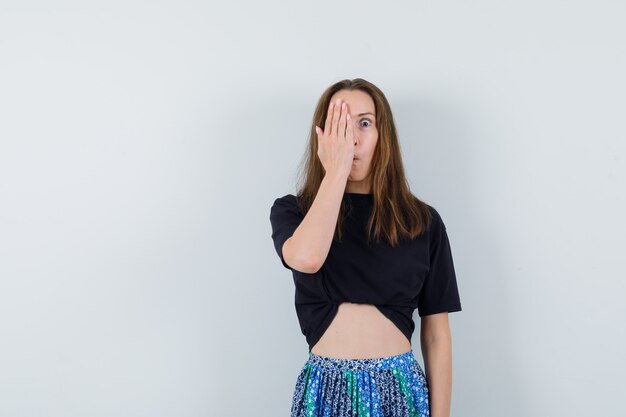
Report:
290,350,430,417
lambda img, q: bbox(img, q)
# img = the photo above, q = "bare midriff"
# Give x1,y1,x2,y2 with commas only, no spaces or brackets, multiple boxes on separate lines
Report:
310,302,412,359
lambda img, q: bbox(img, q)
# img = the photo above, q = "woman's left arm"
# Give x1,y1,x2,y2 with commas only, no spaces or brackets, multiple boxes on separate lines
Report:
420,312,454,417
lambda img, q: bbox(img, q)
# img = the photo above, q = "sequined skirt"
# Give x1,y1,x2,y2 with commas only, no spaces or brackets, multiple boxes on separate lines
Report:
290,350,430,417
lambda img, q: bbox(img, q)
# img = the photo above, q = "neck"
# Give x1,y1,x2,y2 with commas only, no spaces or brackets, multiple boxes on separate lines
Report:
345,179,371,194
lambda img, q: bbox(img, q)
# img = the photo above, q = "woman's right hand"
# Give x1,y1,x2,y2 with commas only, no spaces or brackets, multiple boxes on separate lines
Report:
315,98,355,179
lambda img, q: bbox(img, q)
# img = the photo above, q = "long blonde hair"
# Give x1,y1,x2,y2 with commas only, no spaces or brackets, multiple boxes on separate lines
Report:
295,78,433,247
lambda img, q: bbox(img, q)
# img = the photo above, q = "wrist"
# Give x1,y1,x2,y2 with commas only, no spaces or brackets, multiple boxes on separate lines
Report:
323,170,349,187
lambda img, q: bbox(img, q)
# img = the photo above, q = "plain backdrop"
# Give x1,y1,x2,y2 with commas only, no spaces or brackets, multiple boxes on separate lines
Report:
1,1,624,416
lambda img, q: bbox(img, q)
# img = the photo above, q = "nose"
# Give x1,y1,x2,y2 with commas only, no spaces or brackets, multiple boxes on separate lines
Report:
352,128,359,145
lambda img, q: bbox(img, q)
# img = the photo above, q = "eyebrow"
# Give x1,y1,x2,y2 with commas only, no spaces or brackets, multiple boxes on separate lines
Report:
357,112,375,117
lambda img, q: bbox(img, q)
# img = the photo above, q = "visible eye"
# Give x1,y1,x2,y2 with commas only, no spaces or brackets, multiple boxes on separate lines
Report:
360,119,372,128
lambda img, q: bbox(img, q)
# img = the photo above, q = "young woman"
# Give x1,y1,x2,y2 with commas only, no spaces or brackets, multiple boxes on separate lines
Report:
270,78,462,417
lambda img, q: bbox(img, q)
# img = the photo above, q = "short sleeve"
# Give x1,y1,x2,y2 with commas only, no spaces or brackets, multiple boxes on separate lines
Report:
417,207,462,317
269,194,304,270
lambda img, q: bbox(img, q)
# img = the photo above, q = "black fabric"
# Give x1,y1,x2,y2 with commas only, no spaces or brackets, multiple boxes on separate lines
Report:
269,192,462,352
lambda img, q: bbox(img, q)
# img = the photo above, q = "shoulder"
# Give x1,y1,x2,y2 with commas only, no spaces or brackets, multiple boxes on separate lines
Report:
271,193,299,209
270,194,304,217
424,203,447,234
272,193,298,205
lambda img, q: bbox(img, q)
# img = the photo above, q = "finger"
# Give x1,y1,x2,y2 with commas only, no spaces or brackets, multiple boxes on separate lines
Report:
331,98,341,138
338,102,347,140
323,101,334,135
346,113,354,145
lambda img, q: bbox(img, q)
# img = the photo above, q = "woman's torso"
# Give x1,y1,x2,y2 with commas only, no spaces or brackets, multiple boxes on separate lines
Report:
310,301,411,359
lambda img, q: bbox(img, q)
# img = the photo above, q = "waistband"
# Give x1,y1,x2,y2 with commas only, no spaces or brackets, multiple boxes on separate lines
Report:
307,350,416,372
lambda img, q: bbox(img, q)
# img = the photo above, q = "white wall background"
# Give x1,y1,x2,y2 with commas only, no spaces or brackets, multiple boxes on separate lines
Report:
1,1,624,416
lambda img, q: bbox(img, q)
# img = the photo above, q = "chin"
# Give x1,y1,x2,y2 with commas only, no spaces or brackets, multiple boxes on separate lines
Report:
348,173,368,181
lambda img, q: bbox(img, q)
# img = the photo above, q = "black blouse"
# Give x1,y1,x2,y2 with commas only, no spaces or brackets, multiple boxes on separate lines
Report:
269,192,462,352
